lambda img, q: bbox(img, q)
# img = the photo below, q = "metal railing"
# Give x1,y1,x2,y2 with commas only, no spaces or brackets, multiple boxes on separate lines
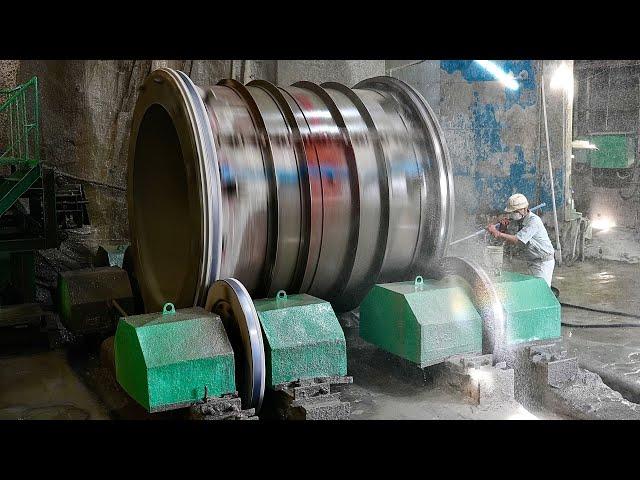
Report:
0,76,40,168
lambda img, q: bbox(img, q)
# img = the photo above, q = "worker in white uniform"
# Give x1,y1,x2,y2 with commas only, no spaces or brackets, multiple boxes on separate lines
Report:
487,193,556,287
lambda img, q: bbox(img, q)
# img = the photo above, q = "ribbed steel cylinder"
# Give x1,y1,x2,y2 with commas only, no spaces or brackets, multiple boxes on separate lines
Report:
128,68,454,313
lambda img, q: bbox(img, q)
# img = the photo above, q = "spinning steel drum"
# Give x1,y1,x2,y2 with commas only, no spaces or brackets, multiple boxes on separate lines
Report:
127,68,454,313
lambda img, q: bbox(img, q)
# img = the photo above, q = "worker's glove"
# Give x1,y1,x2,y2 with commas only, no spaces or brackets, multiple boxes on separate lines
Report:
487,223,501,239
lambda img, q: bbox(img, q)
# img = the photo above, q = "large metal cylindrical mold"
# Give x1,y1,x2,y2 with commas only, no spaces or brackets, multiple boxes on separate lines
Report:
128,68,454,313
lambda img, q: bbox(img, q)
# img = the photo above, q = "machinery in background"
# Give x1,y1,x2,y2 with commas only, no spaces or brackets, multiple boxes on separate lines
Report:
93,244,144,315
1,77,97,346
573,134,637,187
55,181,89,230
53,242,144,344
0,77,59,345
57,266,134,337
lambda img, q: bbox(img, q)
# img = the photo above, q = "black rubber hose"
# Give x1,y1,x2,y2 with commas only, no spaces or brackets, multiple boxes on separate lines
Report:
560,302,640,328
618,160,640,200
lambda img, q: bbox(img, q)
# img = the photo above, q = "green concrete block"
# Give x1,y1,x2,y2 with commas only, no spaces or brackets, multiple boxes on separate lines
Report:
253,293,347,387
114,305,235,412
359,277,483,367
493,271,561,344
360,273,561,367
588,135,635,169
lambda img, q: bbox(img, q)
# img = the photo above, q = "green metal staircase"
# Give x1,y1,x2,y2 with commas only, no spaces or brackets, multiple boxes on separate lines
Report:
0,77,40,217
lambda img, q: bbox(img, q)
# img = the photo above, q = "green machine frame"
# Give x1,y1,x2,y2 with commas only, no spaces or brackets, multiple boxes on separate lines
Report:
1,77,57,310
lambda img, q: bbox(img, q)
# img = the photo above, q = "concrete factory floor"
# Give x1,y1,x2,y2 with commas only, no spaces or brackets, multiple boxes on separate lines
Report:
340,327,556,419
554,260,640,404
0,258,639,420
0,347,110,420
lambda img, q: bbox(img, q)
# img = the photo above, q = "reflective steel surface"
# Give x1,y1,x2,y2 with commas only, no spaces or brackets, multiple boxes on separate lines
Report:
205,278,266,411
437,256,507,362
128,69,455,313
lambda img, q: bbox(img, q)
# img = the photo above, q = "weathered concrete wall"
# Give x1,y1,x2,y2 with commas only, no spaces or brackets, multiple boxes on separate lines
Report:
0,60,20,156
0,60,18,88
390,60,572,246
277,60,385,86
17,60,152,244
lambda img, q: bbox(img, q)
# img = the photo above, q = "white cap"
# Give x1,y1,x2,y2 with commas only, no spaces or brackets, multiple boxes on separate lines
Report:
504,193,529,213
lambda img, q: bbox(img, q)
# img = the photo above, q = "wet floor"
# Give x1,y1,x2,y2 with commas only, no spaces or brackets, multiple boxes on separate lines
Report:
554,259,640,313
553,259,640,399
0,347,111,420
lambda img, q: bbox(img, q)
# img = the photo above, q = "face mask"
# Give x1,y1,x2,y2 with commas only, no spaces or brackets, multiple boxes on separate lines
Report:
510,212,524,221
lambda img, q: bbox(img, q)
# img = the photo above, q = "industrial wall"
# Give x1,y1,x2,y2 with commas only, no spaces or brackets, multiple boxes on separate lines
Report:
0,60,20,161
572,60,640,230
388,60,572,243
276,60,385,86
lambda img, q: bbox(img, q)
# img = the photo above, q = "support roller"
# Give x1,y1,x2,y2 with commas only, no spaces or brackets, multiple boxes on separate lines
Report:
204,278,348,412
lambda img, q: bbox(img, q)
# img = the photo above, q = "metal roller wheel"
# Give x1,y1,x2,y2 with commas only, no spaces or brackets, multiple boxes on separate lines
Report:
205,278,266,411
436,256,507,363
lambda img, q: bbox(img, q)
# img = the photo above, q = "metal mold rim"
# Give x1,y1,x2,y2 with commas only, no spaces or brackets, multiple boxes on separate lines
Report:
437,256,507,363
248,79,312,294
291,80,362,306
355,75,455,270
127,68,222,312
217,78,279,298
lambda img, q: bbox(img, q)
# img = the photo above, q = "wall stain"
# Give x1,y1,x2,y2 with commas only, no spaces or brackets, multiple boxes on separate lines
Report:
441,60,563,214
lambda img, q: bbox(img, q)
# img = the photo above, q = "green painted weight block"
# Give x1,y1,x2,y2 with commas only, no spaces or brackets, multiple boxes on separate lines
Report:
253,292,347,387
359,273,561,367
114,304,235,412
588,135,635,169
492,271,561,344
359,277,482,367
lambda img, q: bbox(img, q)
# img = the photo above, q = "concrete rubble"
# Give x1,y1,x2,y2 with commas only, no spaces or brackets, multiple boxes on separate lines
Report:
433,353,521,411
264,376,353,420
189,394,258,421
511,342,640,420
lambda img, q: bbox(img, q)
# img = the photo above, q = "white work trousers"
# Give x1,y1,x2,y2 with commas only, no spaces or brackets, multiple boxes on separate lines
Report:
527,258,555,287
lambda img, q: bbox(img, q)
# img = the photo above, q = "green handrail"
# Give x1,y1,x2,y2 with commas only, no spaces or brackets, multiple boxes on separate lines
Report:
0,76,40,168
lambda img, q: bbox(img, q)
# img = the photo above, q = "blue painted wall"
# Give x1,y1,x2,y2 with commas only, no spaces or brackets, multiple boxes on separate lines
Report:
439,60,564,215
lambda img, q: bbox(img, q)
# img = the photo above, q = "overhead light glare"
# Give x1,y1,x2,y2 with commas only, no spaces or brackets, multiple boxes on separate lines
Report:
475,60,519,90
551,62,574,95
